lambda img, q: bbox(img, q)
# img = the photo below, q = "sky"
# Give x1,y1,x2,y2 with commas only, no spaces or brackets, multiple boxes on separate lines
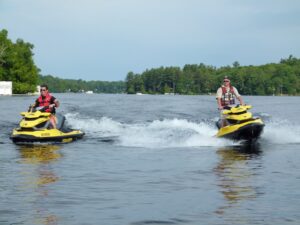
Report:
1,0,300,81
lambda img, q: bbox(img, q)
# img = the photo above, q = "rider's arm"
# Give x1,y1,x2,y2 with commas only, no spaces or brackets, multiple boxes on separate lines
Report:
233,87,244,105
53,99,60,108
50,96,59,108
216,88,223,109
217,98,223,109
237,96,244,105
32,99,39,107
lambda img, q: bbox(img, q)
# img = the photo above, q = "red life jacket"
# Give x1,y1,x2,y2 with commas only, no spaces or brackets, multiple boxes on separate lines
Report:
221,86,235,106
37,93,53,113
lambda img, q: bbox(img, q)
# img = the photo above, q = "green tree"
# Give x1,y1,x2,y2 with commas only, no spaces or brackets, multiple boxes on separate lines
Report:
124,56,300,96
0,29,39,93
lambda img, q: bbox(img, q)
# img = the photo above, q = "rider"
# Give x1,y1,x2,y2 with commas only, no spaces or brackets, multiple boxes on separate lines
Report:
216,76,244,127
32,84,60,129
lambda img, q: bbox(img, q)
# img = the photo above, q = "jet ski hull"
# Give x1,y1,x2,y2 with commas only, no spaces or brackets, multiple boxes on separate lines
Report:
11,110,84,144
216,119,264,142
10,133,84,143
10,129,84,143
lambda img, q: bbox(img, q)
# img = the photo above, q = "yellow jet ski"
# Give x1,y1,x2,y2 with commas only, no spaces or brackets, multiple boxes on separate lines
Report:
11,106,85,143
216,105,264,142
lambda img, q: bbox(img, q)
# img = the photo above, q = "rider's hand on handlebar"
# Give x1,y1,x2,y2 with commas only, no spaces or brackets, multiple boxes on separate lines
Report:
49,104,55,109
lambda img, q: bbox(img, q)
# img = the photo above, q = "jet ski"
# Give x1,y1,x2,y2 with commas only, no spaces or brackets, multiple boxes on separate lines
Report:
216,105,264,142
10,106,85,143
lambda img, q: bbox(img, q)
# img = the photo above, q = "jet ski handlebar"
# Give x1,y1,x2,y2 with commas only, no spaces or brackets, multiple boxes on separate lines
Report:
28,105,55,112
220,104,251,110
222,104,252,115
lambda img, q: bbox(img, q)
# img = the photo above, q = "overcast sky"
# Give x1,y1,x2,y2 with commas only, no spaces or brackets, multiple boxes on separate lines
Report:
1,0,300,81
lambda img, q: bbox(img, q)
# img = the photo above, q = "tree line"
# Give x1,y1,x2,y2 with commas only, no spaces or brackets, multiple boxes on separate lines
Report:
39,75,125,93
1,29,299,95
126,56,300,95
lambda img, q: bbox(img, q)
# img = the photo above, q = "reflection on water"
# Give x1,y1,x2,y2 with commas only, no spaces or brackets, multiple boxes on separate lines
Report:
18,144,62,225
214,144,263,216
19,144,62,165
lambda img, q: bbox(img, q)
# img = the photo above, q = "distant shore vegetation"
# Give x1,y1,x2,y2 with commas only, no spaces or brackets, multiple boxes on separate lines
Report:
1,29,299,95
126,56,300,96
39,75,125,93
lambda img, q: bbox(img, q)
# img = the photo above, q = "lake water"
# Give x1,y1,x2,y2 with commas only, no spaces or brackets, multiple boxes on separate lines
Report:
0,94,300,225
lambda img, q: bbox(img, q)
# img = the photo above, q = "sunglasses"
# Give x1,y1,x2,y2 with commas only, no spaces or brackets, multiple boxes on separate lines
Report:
40,89,47,92
223,80,229,83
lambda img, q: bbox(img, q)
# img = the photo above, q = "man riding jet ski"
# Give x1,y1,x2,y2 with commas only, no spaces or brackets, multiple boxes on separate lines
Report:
10,105,85,143
32,84,59,129
215,105,264,142
215,76,264,142
11,84,84,143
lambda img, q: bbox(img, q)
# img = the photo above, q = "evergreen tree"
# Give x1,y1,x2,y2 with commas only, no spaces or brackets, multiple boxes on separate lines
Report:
124,56,300,96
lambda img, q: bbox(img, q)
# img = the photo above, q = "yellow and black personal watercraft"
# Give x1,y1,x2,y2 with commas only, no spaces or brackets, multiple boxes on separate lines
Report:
10,106,85,143
216,105,264,142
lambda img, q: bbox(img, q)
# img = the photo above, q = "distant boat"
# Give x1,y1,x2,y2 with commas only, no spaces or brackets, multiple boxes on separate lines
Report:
136,92,143,95
86,91,94,94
